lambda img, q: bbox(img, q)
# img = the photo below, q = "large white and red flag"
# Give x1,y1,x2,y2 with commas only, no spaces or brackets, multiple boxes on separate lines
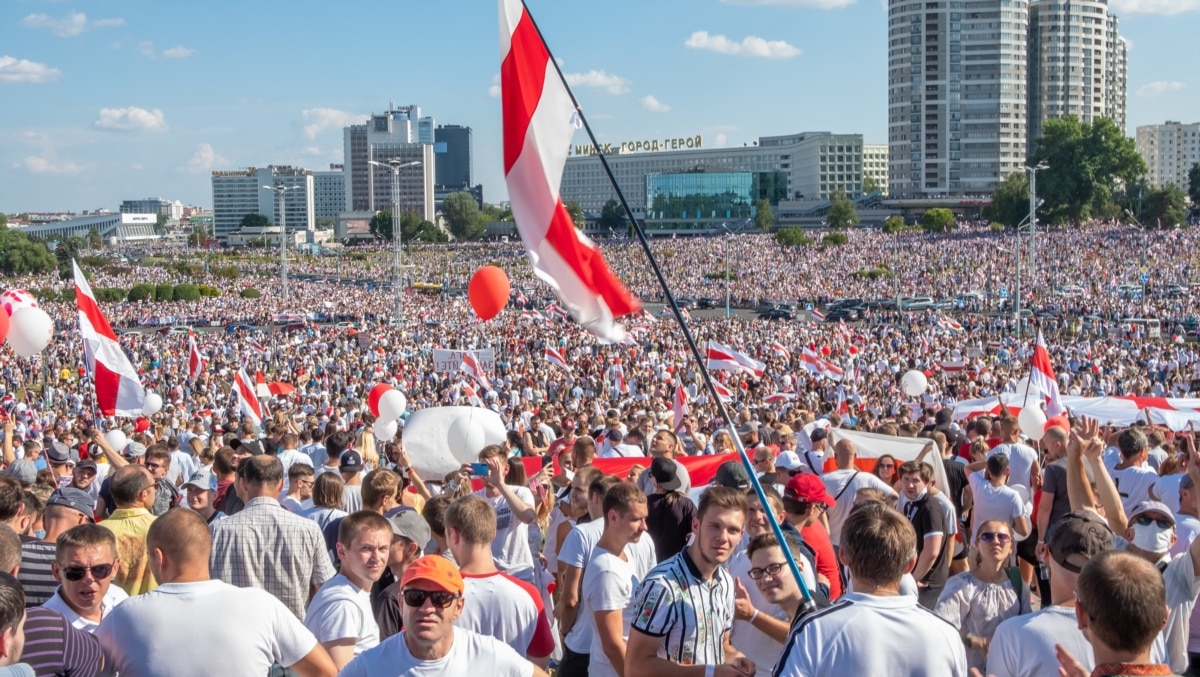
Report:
233,367,264,428
706,341,766,379
545,346,570,372
73,260,145,417
460,382,484,407
500,0,641,341
460,352,492,391
672,383,689,430
1030,330,1065,417
187,331,208,381
711,380,734,403
771,342,791,362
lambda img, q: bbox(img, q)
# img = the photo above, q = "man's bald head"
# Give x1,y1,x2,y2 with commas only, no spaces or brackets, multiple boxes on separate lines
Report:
147,507,212,571
834,439,857,468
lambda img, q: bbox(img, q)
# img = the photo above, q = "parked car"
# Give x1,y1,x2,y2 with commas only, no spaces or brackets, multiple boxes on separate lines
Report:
697,297,717,309
157,325,192,336
758,308,794,321
901,297,935,311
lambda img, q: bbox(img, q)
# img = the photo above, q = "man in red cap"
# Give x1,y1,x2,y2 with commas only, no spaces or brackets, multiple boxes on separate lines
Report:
782,474,841,600
340,555,548,677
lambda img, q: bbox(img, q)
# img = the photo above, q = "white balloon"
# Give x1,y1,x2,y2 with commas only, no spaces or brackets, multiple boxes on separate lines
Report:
377,390,407,421
373,418,398,441
104,430,128,452
6,307,53,357
448,414,488,463
402,406,507,479
1018,405,1048,441
142,392,164,416
901,370,928,397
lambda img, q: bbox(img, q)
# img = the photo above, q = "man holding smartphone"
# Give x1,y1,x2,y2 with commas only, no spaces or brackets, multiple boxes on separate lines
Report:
466,446,537,584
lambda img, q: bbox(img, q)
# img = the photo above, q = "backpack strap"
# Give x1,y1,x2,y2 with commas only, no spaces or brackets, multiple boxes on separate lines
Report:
833,470,861,502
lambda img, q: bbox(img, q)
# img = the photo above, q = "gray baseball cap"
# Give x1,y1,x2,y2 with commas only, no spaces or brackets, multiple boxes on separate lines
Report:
387,509,431,547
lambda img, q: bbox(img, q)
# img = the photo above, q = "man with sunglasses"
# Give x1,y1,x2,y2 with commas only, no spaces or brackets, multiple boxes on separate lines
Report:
19,488,95,606
42,523,128,634
340,555,547,677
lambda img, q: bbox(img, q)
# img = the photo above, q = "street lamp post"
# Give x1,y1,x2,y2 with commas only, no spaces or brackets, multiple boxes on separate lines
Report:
368,159,422,325
1126,209,1150,307
1024,163,1049,281
261,184,294,304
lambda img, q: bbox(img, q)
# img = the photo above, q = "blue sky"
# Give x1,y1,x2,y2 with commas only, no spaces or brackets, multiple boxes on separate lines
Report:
1,0,1197,213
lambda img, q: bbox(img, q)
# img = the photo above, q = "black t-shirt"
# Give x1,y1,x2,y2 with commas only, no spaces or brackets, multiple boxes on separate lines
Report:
373,579,404,641
941,458,969,520
903,494,949,588
646,492,696,563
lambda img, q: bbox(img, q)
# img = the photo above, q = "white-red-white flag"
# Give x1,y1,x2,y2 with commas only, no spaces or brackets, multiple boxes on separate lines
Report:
764,392,797,404
811,308,826,322
188,331,208,381
500,0,641,341
250,341,268,356
706,341,765,379
255,370,270,399
712,380,734,403
1030,330,1065,417
460,382,483,407
672,383,689,430
545,346,570,372
73,260,146,417
771,342,791,362
234,367,264,428
546,302,570,321
460,352,492,391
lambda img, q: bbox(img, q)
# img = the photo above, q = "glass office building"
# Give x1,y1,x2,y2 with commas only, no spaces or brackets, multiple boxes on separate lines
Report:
644,172,784,235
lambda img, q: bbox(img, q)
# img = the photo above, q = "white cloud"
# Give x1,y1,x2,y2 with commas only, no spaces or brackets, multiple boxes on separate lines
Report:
94,107,168,132
17,156,82,175
182,143,227,175
299,108,363,139
721,0,855,7
640,95,671,113
21,12,124,38
138,41,157,58
161,46,196,59
0,56,61,84
1137,81,1186,97
564,70,631,95
1110,0,1200,14
488,74,501,98
684,31,801,59
714,133,729,147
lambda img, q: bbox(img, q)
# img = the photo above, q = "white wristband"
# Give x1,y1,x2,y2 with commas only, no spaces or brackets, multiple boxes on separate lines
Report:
749,608,759,624
705,666,715,677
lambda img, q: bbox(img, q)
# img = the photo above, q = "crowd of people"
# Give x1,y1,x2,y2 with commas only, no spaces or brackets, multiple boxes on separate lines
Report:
0,224,1198,675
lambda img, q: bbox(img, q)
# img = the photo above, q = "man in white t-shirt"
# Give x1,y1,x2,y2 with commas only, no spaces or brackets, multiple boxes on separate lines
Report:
304,511,392,670
987,418,1040,505
470,448,537,583
774,501,967,676
821,440,897,547
444,495,553,668
988,510,1113,677
41,522,129,634
583,482,649,677
340,555,546,677
1109,429,1160,517
95,508,336,677
966,454,1030,541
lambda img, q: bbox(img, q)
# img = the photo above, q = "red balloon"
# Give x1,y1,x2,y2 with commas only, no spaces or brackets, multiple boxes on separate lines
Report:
368,383,393,417
820,346,831,356
1044,415,1070,433
0,307,7,344
848,345,859,355
468,266,510,321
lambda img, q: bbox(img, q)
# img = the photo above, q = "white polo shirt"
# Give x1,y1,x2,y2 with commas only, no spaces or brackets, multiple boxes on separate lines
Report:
303,573,379,657
773,592,967,677
40,584,129,634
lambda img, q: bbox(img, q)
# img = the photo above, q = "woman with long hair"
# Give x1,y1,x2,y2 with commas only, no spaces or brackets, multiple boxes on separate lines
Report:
300,472,347,556
873,454,898,487
356,430,379,471
709,430,735,456
934,519,1030,672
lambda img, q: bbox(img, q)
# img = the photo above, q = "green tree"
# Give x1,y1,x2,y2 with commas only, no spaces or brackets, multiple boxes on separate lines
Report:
774,226,813,246
187,230,207,247
88,229,103,249
1189,164,1200,208
920,208,957,233
153,284,175,302
443,192,486,240
1029,117,1147,224
863,173,883,195
173,283,201,302
822,232,849,247
0,227,57,276
827,189,857,230
1140,186,1188,228
53,235,86,273
0,214,6,229
240,288,262,299
598,199,626,233
565,201,586,230
754,199,774,231
239,213,271,230
127,284,154,302
983,172,1030,227
370,210,396,241
482,204,512,222
881,216,907,234
413,221,448,243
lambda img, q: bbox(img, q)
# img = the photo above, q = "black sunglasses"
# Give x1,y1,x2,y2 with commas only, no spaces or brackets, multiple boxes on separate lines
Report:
61,563,115,581
402,589,459,609
1136,516,1173,530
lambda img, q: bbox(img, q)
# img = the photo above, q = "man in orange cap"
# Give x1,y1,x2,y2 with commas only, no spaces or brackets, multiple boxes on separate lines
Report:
340,555,549,677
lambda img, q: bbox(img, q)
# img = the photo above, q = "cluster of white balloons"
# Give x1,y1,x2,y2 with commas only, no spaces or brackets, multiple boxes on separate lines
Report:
369,384,407,442
1,290,53,358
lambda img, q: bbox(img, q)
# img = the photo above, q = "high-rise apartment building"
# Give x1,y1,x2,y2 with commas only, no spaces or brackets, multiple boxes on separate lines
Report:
210,166,315,243
434,124,473,190
887,0,1030,197
342,104,436,221
313,166,344,223
1137,121,1200,192
1028,0,1126,146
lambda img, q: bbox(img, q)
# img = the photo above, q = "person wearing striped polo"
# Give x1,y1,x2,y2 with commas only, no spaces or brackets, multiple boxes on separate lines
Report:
625,486,755,677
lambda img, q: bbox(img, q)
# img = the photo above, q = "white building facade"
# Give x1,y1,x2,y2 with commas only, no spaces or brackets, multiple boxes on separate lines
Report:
342,104,437,221
1137,121,1200,192
863,144,889,193
313,168,345,223
211,166,315,243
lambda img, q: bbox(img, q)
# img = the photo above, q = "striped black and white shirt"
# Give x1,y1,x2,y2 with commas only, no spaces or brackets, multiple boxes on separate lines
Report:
629,546,735,666
19,539,59,607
